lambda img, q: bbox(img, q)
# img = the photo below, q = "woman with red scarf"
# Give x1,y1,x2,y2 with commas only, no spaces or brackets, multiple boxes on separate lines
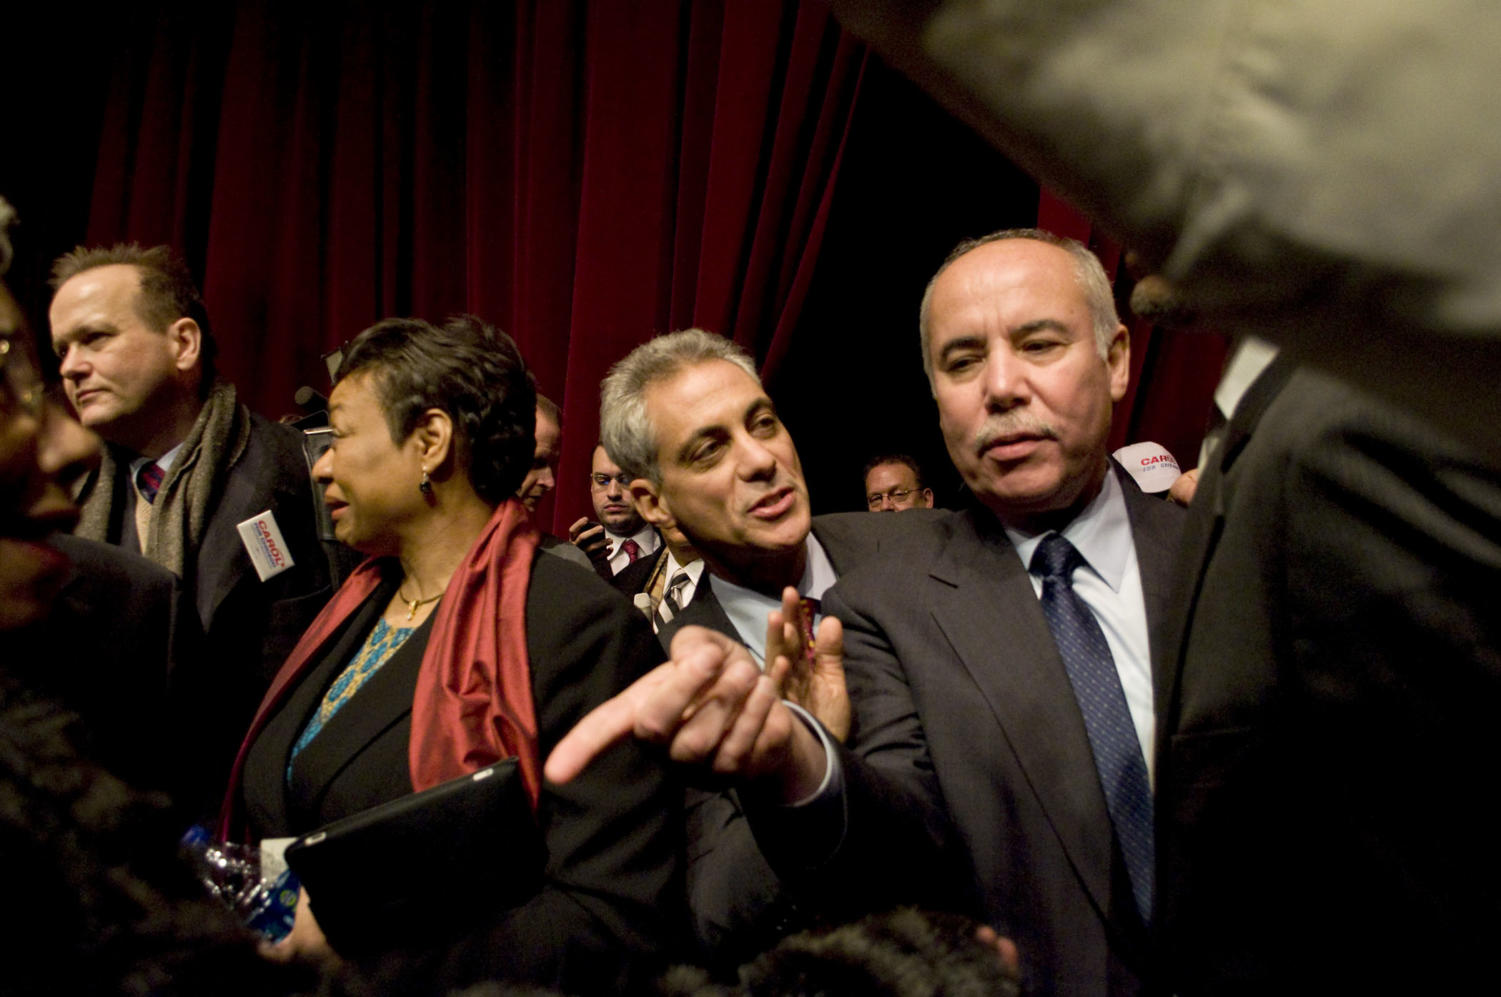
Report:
223,316,678,994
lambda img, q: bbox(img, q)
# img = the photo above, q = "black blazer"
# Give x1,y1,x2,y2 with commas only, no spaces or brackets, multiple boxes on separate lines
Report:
809,466,1183,997
88,415,337,781
240,551,682,994
1154,359,1501,994
11,534,199,801
663,509,946,964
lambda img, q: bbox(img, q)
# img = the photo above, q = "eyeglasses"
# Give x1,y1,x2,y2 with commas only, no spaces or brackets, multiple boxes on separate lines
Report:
866,487,917,510
0,336,45,420
590,471,631,489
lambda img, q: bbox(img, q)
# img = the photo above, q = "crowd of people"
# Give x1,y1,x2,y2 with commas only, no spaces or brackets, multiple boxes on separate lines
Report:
4,2,1500,994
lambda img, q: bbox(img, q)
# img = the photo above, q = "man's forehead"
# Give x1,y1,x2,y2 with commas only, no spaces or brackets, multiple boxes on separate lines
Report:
52,264,146,322
57,263,144,298
932,240,1087,327
869,461,917,484
591,445,621,472
648,360,764,427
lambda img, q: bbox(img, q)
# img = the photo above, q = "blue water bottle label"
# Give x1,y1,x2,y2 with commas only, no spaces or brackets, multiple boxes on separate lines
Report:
245,868,301,942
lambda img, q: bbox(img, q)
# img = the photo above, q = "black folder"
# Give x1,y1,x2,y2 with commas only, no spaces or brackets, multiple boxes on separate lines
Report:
284,758,545,954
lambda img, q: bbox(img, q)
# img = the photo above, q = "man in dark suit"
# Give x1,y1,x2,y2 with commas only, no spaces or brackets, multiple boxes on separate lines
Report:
579,328,935,963
803,230,1182,996
1152,353,1501,994
552,233,1181,989
48,245,335,763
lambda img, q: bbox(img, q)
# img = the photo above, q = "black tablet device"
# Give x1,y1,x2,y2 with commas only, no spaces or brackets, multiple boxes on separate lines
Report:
284,758,545,953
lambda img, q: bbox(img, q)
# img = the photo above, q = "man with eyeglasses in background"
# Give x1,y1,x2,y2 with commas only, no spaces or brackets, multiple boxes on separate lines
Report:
570,442,660,577
862,454,934,512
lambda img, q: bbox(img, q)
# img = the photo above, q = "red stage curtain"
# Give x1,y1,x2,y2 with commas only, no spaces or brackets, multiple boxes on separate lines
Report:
76,0,867,533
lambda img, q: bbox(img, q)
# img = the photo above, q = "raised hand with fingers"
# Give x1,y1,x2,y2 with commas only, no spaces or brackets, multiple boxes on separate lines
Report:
545,624,829,803
766,587,850,742
568,517,613,568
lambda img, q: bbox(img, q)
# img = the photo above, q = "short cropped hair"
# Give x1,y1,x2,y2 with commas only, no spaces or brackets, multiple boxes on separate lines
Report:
918,228,1120,385
862,453,925,489
535,393,561,426
600,328,758,486
336,314,536,506
50,243,218,391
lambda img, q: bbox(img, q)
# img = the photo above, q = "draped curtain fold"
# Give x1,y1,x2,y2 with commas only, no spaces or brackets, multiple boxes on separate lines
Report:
23,0,1226,521
75,0,868,532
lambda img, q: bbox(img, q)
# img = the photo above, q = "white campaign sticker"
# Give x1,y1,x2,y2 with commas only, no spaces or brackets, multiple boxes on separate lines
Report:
237,509,296,581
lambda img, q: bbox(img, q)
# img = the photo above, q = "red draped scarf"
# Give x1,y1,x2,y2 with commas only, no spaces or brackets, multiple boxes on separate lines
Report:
218,498,541,839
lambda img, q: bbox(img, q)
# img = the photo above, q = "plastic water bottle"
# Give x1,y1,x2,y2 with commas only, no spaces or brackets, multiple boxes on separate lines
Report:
180,825,299,941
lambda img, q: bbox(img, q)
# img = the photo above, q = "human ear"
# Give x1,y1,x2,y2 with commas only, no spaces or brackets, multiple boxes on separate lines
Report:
167,318,202,373
630,478,671,528
1106,324,1131,402
411,408,454,470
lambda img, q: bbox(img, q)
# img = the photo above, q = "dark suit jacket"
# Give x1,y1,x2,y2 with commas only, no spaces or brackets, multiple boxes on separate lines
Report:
663,510,946,964
10,535,198,800
658,512,932,652
611,547,709,623
812,465,1184,997
610,545,666,597
240,552,681,994
1154,360,1501,994
88,414,336,783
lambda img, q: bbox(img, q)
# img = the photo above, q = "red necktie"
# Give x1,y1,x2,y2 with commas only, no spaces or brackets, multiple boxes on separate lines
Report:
136,461,165,504
797,596,820,664
621,538,641,563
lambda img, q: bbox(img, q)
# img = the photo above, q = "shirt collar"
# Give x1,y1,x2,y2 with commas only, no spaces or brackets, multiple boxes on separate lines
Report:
709,533,836,665
128,441,184,479
1214,335,1279,421
1004,464,1131,592
662,549,706,586
607,522,658,549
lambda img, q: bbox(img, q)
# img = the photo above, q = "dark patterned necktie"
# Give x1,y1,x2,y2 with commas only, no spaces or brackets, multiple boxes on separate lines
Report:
136,461,165,504
655,570,691,631
621,537,641,563
1030,532,1155,921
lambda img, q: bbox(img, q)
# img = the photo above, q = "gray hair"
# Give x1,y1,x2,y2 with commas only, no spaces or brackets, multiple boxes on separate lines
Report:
0,197,16,278
917,228,1120,387
600,328,759,486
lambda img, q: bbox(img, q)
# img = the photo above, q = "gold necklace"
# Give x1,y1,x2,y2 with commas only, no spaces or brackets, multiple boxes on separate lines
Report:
397,587,443,620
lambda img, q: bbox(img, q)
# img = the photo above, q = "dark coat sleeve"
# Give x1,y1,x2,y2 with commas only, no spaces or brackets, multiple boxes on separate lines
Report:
747,575,971,915
680,513,962,966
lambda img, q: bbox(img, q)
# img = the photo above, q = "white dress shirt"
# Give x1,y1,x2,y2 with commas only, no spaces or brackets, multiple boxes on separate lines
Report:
708,534,837,667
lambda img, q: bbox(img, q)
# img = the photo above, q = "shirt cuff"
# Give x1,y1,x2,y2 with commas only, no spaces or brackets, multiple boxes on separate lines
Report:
780,701,844,808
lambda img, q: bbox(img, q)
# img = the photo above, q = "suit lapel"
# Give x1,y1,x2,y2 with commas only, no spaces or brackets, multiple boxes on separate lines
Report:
1154,357,1296,749
928,507,1119,919
1116,461,1187,675
657,583,738,652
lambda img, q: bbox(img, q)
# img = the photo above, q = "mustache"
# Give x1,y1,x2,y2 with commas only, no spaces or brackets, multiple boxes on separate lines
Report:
974,413,1057,452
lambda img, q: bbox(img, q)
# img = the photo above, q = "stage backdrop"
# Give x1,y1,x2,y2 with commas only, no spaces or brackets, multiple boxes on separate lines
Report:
7,0,1222,528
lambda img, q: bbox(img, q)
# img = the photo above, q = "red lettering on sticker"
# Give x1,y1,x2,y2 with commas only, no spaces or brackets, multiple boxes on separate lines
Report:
255,520,287,568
